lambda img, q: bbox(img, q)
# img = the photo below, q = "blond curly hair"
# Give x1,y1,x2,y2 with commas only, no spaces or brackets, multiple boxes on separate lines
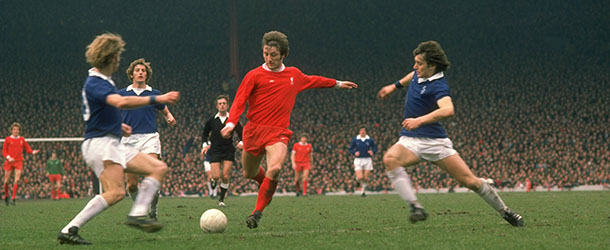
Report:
85,33,125,68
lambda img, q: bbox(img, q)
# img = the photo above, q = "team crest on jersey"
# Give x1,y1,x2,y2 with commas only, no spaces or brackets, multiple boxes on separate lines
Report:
420,86,427,94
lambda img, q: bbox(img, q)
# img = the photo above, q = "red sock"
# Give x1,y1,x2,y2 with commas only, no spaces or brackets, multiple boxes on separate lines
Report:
295,180,300,193
254,177,278,213
253,166,265,185
3,184,8,198
303,180,308,195
51,190,56,199
56,189,61,199
12,184,18,199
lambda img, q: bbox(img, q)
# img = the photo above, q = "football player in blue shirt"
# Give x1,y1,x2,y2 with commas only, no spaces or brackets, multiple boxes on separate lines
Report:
378,41,523,227
119,58,177,221
57,33,180,245
348,127,377,197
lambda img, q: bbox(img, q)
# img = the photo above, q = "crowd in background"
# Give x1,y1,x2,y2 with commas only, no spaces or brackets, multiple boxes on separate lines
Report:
1,0,608,199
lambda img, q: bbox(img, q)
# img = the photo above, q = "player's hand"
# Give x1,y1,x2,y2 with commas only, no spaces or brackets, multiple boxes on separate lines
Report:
377,84,395,100
121,123,132,137
32,149,40,155
339,81,358,89
236,141,243,150
292,162,297,170
158,91,180,105
200,148,206,159
402,118,423,131
355,152,360,157
166,113,177,126
367,150,373,156
203,146,210,155
220,126,234,138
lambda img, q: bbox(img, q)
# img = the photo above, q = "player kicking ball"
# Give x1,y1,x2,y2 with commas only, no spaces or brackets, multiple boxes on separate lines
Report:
221,31,357,229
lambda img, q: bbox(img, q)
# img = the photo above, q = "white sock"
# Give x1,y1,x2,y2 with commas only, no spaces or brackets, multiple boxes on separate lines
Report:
61,195,108,233
475,181,507,212
207,182,213,195
129,177,160,216
386,168,422,208
361,181,368,194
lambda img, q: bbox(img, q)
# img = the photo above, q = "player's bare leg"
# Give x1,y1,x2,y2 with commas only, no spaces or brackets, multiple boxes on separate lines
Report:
3,170,12,206
434,154,524,227
294,170,302,196
301,169,309,196
383,144,427,223
11,169,22,205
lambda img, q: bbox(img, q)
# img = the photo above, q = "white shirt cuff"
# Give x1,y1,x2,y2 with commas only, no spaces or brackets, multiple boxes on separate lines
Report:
335,80,343,88
238,141,243,146
202,142,209,148
225,122,236,128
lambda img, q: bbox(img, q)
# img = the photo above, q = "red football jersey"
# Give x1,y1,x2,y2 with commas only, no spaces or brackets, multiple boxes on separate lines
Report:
292,142,312,164
227,65,336,128
3,136,33,161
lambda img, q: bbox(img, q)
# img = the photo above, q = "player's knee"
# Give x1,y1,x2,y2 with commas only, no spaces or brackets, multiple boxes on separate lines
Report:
461,177,480,191
266,166,281,179
106,189,126,204
243,169,256,179
383,153,399,169
154,161,169,176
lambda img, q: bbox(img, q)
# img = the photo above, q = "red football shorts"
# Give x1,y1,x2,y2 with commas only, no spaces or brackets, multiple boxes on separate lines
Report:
3,160,23,171
294,163,311,172
243,122,293,157
49,174,62,182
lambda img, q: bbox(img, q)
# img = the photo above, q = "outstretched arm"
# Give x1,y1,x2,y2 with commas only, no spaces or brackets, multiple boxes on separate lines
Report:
378,71,414,99
106,91,180,109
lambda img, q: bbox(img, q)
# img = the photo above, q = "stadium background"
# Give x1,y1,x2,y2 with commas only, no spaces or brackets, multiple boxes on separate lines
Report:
0,0,608,199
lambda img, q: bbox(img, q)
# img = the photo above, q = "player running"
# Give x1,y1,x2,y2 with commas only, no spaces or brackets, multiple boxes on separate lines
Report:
201,94,243,207
221,31,358,229
377,40,524,227
119,58,177,221
291,133,313,197
57,33,179,245
3,122,40,205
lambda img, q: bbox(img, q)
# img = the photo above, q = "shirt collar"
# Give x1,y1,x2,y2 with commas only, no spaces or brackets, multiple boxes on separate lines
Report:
126,84,152,92
262,63,286,72
215,112,229,119
88,68,115,86
417,71,444,84
10,135,20,139
357,135,370,140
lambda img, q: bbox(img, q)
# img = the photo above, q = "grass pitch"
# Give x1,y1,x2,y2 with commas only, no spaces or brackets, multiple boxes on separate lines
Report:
0,191,608,249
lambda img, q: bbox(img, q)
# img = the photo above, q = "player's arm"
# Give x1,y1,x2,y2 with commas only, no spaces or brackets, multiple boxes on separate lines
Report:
298,70,357,91
106,91,179,109
160,106,177,126
23,139,39,155
222,73,255,138
2,139,11,161
348,139,357,156
370,139,378,155
378,71,414,99
234,122,244,149
291,150,297,170
201,119,212,156
402,96,454,131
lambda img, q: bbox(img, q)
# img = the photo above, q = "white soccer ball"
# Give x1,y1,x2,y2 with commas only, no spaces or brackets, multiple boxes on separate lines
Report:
200,209,227,233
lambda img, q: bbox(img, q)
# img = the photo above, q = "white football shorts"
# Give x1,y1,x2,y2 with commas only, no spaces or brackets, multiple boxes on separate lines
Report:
82,135,139,177
354,157,373,171
395,136,457,162
120,132,161,155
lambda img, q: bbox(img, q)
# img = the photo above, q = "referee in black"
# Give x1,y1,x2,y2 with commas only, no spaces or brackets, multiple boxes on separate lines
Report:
201,94,243,207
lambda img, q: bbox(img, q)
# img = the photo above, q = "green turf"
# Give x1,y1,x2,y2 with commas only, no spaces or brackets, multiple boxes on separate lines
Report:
0,191,608,249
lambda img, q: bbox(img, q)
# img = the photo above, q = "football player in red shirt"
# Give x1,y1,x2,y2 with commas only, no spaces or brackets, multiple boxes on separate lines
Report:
3,122,39,205
291,134,313,197
221,31,357,229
